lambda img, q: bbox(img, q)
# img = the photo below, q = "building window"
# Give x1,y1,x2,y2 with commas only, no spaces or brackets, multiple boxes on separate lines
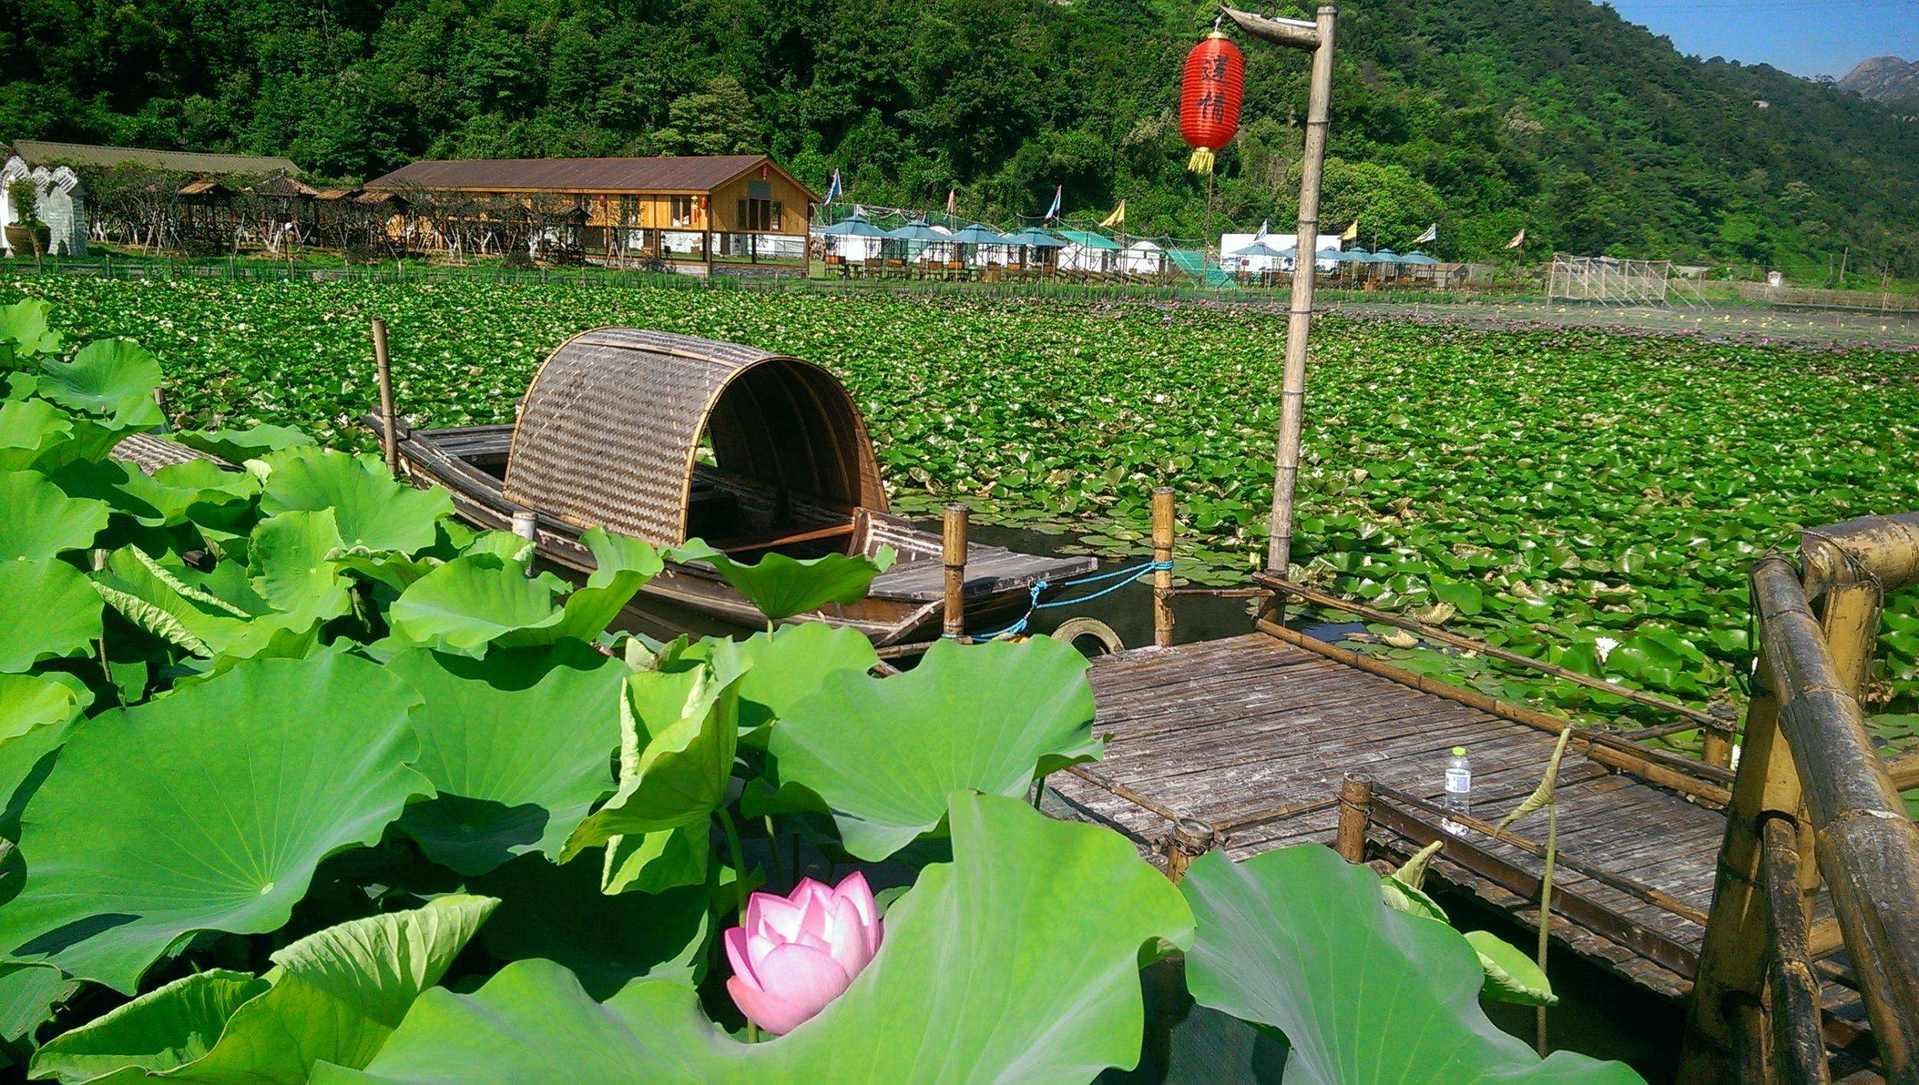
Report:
671,196,696,227
739,198,781,232
620,195,639,225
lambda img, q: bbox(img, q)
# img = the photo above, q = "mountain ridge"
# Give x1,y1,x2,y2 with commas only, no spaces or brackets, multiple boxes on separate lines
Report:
1840,55,1919,104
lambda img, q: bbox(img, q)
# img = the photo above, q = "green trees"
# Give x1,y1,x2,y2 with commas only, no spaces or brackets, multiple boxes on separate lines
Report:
2,0,1915,270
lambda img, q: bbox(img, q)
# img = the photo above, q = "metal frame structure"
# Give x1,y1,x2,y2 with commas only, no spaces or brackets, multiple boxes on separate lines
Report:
1547,253,1674,306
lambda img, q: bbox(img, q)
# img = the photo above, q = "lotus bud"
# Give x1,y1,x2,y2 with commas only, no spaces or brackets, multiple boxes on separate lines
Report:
724,871,883,1035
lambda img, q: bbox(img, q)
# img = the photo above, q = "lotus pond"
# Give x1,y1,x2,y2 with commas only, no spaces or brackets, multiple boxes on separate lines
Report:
8,275,1917,744
0,301,1649,1081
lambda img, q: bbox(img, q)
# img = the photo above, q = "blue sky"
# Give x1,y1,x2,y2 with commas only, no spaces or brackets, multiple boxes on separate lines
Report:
1605,0,1919,78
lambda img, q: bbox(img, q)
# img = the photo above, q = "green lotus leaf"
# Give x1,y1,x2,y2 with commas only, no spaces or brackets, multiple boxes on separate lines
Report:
259,449,450,555
31,894,498,1084
472,854,711,999
453,531,533,563
387,554,566,655
1180,845,1639,1084
677,622,879,740
0,672,88,746
602,823,709,896
560,663,742,857
0,960,76,1051
0,398,75,471
495,527,663,648
1463,929,1558,1007
0,470,110,560
37,340,164,430
248,509,353,622
386,644,623,875
0,299,61,355
671,540,897,622
172,425,313,464
92,548,316,664
0,557,102,672
328,549,443,594
118,459,260,526
321,794,1194,1084
0,653,429,992
768,636,1099,859
0,675,89,841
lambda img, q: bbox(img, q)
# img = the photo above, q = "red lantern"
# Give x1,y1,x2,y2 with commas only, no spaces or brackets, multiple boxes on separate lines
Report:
1179,32,1244,175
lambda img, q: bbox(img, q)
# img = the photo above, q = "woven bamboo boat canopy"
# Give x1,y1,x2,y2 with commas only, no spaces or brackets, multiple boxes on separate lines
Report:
502,327,887,546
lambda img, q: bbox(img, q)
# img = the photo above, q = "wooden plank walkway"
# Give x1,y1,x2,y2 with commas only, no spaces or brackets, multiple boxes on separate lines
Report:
1048,633,1731,997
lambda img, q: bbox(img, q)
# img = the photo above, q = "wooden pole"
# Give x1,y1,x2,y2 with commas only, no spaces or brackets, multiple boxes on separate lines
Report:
1335,773,1372,863
942,504,969,640
1759,817,1831,1085
1264,5,1338,574
1152,486,1176,648
371,317,398,475
1163,817,1218,883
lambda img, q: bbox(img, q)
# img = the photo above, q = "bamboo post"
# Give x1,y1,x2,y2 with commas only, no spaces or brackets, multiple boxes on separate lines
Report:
1335,773,1373,863
511,511,538,578
1759,817,1830,1085
1263,5,1338,575
371,317,398,475
1163,817,1219,883
1703,703,1738,771
1151,486,1176,648
942,504,969,640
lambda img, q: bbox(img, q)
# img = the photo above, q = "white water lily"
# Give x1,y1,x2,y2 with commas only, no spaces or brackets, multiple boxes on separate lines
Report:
1593,636,1619,664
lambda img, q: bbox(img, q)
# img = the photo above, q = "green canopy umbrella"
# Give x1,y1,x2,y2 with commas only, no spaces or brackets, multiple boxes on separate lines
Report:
887,218,954,263
949,222,1013,246
1370,248,1401,263
1400,250,1441,265
818,215,888,238
1229,239,1292,260
1003,228,1065,248
1319,247,1371,263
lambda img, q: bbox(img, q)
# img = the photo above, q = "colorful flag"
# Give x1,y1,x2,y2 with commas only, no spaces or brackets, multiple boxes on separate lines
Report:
1340,219,1359,242
1044,185,1062,222
1099,200,1126,228
1413,222,1438,245
945,188,957,216
1505,227,1526,249
1253,219,1270,242
824,169,842,205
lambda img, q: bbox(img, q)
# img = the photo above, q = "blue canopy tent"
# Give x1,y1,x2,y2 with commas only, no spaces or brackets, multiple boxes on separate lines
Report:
816,213,890,263
948,222,1015,267
1003,227,1066,271
886,218,955,265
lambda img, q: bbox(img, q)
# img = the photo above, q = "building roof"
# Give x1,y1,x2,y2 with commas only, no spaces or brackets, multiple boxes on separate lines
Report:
1056,229,1121,250
364,154,818,201
7,140,300,176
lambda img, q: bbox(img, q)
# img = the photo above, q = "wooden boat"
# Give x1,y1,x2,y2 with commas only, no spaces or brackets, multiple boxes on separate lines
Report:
364,327,1096,645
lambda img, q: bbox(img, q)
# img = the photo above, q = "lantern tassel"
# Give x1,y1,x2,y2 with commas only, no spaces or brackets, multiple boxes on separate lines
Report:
1186,147,1216,175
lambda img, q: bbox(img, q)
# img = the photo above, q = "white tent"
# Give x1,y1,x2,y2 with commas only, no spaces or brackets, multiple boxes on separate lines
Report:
1218,232,1343,273
1119,240,1164,276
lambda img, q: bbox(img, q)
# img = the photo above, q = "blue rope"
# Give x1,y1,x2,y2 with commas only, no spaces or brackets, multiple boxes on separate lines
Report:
963,559,1174,641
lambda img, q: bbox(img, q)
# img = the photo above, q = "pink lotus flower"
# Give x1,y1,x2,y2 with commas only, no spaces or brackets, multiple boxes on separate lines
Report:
725,871,884,1035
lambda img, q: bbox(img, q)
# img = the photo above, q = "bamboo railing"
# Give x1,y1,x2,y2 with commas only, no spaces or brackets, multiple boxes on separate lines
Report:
1681,511,1919,1084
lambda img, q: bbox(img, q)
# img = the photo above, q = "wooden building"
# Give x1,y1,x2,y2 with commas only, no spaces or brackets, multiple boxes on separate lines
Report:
363,154,818,269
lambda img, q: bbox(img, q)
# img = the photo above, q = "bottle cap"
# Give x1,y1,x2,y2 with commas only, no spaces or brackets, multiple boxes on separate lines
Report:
1451,746,1467,756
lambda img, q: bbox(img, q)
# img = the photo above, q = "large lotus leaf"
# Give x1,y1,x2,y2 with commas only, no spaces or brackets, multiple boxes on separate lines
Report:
472,854,710,1000
0,672,89,745
173,425,313,464
110,460,260,529
320,793,1194,1084
387,555,565,655
0,653,429,992
248,509,352,623
768,636,1099,860
0,557,102,671
496,527,663,648
671,540,897,622
0,299,61,355
1179,846,1642,1085
0,676,89,842
601,823,709,896
92,548,315,664
0,470,110,560
259,450,450,555
386,645,623,875
680,623,880,740
0,398,75,470
37,340,164,430
559,664,742,858
0,961,75,1050
30,894,498,1084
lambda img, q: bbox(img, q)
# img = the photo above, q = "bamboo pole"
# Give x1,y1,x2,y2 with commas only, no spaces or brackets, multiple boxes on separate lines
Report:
1151,486,1176,648
1760,817,1831,1085
1162,817,1219,883
1747,557,1919,1077
371,317,398,475
942,504,969,640
1261,4,1338,575
1334,774,1372,863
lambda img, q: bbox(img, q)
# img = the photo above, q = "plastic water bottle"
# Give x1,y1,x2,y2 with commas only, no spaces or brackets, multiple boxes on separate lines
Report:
1442,746,1472,835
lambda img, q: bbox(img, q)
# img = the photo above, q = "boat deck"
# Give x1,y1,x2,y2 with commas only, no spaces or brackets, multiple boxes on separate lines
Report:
1050,633,1773,1003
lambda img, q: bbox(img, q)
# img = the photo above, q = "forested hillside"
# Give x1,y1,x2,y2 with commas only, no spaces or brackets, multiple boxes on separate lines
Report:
4,0,1917,272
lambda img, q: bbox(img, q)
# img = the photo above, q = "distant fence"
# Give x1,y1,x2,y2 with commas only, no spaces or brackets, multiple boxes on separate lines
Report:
1547,254,1671,305
1730,281,1919,313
